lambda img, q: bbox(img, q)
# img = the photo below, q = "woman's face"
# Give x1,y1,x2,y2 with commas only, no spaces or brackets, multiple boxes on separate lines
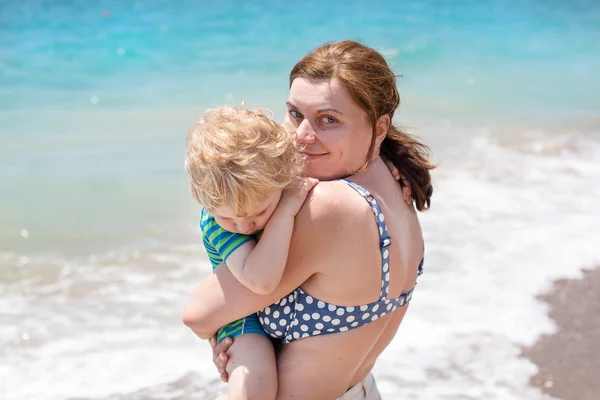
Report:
283,77,373,180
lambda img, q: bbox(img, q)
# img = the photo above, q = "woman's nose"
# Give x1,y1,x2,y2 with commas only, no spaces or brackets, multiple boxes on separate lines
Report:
295,120,316,145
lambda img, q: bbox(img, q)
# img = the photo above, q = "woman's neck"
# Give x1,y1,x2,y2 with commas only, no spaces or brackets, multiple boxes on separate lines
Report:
350,156,386,182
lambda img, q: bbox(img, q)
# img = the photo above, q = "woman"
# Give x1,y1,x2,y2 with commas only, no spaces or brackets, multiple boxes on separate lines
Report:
183,40,435,399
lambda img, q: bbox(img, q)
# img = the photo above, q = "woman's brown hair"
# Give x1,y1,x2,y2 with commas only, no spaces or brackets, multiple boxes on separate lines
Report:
289,40,435,210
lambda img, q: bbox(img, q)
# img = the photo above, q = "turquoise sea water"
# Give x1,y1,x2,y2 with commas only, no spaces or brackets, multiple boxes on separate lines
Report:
2,0,599,254
2,0,599,113
2,1,600,399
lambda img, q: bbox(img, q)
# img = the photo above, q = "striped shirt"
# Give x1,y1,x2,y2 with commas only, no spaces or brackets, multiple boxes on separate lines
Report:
200,208,254,269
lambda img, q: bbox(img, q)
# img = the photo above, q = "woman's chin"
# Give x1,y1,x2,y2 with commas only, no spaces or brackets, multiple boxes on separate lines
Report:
303,171,338,181
303,160,329,180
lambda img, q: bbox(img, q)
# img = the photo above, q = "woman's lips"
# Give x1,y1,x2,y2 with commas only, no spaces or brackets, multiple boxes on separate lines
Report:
302,152,327,160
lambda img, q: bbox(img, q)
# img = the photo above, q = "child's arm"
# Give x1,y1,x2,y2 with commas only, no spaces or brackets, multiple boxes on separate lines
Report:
225,178,318,295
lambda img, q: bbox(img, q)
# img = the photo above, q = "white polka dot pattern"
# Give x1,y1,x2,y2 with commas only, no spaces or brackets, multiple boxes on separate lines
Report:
255,179,423,344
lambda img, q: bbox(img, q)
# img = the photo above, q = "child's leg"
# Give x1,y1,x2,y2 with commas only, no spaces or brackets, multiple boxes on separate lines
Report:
225,333,277,400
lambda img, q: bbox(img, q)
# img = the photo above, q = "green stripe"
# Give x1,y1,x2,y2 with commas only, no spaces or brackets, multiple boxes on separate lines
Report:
214,234,250,259
200,208,253,269
217,320,245,341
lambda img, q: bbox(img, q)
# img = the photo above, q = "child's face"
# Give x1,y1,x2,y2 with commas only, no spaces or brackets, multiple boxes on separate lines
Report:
212,190,283,235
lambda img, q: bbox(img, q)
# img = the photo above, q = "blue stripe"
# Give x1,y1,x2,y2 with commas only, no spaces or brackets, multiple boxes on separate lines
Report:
211,231,232,246
205,223,221,239
220,234,252,260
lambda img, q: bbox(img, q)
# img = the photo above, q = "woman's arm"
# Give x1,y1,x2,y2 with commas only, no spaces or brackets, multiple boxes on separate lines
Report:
183,260,310,338
183,185,338,338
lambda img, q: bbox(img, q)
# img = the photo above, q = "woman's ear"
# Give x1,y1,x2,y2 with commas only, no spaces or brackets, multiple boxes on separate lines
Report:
375,114,390,146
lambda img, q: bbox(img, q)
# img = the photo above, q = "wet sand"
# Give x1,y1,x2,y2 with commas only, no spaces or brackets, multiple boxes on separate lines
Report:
522,267,600,400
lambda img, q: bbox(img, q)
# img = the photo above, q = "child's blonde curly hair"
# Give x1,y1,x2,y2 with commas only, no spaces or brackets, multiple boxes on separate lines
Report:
185,106,305,216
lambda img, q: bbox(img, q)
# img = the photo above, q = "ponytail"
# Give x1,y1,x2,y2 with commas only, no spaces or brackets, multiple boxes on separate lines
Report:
381,125,435,211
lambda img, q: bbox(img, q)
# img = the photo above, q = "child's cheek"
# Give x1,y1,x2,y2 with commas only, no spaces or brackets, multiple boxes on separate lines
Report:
225,221,237,232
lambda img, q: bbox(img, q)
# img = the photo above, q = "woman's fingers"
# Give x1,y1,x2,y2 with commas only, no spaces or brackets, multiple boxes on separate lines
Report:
220,371,229,383
217,352,229,382
211,336,233,381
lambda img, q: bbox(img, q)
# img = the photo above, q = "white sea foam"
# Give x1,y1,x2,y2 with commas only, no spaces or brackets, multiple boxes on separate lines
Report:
374,132,600,399
2,132,599,399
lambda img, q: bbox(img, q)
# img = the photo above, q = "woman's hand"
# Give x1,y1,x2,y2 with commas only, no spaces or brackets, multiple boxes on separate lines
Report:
209,335,233,382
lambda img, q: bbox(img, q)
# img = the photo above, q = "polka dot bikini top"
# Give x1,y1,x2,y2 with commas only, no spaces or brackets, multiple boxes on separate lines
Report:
257,179,424,344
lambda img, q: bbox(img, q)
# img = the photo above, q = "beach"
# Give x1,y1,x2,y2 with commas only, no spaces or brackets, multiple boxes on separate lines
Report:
523,267,600,400
2,0,600,398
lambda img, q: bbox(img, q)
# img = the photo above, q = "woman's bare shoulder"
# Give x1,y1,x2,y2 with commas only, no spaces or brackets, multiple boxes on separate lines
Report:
292,181,374,251
298,180,369,222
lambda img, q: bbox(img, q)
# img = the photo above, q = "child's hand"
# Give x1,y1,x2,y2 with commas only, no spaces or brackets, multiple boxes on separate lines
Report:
383,157,401,181
383,158,413,207
278,177,319,217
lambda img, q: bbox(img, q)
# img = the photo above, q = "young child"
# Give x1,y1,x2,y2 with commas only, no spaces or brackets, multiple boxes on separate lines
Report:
184,106,317,400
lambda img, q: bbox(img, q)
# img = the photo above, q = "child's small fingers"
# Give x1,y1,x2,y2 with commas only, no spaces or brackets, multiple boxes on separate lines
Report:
303,177,319,189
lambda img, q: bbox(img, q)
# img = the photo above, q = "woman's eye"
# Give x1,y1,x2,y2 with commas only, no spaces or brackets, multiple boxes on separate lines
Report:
289,110,303,119
321,116,337,124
